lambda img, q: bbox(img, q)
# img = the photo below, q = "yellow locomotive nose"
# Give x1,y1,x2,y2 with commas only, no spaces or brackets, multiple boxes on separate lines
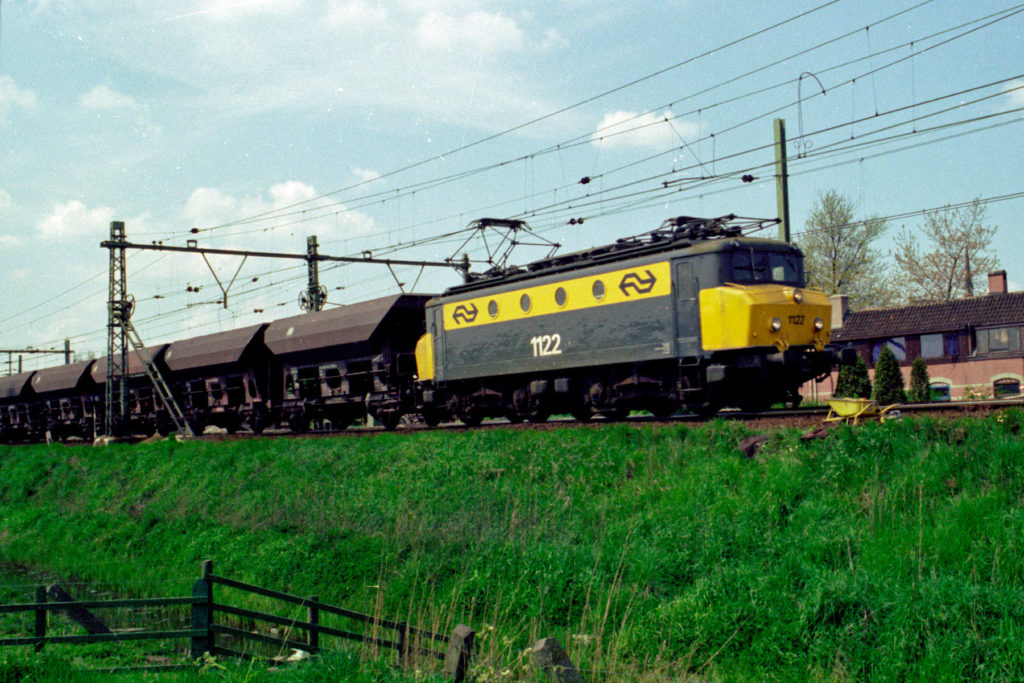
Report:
699,283,831,352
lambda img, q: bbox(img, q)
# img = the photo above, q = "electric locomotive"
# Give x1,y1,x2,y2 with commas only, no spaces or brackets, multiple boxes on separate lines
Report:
415,214,838,424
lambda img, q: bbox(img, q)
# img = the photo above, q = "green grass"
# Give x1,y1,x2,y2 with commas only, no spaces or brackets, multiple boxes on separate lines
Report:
3,412,1024,680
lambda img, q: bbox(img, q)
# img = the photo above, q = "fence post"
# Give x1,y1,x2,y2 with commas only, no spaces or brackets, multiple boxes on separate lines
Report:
442,624,475,682
190,560,214,658
33,586,46,653
395,621,410,668
307,595,319,652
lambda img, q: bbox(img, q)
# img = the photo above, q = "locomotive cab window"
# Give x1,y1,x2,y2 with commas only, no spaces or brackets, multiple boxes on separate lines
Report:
731,249,803,285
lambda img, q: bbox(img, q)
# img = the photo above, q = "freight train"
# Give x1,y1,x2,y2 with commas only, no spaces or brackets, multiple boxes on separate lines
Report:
0,215,845,442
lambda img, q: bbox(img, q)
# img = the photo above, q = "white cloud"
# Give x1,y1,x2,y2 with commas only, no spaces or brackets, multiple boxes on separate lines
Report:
415,10,525,55
351,167,383,185
269,181,318,206
80,84,138,111
184,182,377,241
1003,79,1024,111
0,234,23,249
326,0,388,27
37,200,114,241
0,188,11,209
591,110,699,150
164,0,306,23
0,76,37,115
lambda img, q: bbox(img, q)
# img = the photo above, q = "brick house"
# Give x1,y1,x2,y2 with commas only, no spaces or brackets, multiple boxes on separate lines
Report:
806,271,1023,402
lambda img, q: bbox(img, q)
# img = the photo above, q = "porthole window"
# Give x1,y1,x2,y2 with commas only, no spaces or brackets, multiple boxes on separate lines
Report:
555,287,567,308
488,300,498,318
592,280,605,300
520,293,532,312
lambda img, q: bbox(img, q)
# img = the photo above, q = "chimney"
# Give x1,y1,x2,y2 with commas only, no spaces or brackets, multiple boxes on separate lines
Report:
988,270,1007,294
829,294,849,330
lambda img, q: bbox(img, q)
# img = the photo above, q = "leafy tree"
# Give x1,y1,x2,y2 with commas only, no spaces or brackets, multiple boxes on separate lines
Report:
798,190,897,309
834,353,872,399
892,198,999,303
872,347,907,405
908,357,931,403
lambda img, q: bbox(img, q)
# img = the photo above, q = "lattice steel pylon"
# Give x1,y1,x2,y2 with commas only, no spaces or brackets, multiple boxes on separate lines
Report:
105,221,130,436
104,220,193,438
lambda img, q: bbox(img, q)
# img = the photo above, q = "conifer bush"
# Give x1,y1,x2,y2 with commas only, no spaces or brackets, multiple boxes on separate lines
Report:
834,352,872,398
908,357,931,402
872,346,907,404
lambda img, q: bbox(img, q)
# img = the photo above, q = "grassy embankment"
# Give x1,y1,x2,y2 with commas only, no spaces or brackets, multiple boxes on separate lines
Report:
2,412,1024,681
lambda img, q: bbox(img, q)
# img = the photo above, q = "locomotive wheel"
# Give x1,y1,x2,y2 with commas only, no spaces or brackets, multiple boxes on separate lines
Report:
458,409,483,427
510,387,549,423
421,406,443,427
739,396,772,413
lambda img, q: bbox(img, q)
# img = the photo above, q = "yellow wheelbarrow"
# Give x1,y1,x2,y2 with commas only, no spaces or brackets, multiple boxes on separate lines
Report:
824,398,900,425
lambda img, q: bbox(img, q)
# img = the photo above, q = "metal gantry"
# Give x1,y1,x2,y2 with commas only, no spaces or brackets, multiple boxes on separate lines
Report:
104,221,192,438
100,222,467,437
1,340,72,375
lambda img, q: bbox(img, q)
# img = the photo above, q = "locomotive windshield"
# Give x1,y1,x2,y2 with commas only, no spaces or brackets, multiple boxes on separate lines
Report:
730,248,803,285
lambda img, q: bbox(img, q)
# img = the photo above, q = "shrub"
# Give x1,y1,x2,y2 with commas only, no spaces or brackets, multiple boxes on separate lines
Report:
835,353,871,399
872,346,907,404
908,357,931,402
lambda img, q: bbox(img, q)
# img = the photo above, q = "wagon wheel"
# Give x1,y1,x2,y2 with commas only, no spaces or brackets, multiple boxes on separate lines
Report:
598,406,628,421
570,405,593,422
377,411,403,431
287,410,309,434
647,400,679,418
248,405,268,434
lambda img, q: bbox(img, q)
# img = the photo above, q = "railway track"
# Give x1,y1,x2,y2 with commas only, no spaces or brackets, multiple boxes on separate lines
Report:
188,396,1024,443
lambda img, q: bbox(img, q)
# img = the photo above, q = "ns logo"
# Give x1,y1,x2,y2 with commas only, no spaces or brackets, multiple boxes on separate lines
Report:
452,303,479,325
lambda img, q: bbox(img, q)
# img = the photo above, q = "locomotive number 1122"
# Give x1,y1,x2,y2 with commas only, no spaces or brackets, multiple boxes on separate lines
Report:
530,333,563,357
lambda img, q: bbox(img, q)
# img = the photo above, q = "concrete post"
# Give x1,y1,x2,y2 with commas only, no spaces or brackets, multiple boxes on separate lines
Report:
532,637,584,683
442,624,475,682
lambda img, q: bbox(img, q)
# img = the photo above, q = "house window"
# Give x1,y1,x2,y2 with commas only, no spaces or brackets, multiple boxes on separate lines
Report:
872,337,906,363
921,334,943,358
944,333,959,357
929,383,951,402
921,332,960,358
994,378,1021,398
975,327,1021,355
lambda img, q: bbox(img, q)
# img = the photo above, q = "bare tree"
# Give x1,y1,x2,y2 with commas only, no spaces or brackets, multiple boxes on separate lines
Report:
892,199,998,303
797,190,895,309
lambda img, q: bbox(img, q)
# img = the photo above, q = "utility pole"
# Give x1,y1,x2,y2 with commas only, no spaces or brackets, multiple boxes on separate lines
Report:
773,118,791,243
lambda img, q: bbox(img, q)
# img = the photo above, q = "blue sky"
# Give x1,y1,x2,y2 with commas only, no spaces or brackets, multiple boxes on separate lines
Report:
2,0,1023,370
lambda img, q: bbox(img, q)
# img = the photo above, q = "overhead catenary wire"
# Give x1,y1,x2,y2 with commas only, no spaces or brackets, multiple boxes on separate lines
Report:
169,3,1024,253
7,2,1024,356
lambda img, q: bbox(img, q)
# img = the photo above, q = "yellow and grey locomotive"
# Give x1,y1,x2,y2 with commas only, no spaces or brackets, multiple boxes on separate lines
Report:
415,214,837,424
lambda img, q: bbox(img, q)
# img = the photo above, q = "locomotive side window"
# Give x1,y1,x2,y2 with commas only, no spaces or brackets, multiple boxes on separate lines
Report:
488,300,498,318
555,287,567,307
520,294,532,312
592,280,605,300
